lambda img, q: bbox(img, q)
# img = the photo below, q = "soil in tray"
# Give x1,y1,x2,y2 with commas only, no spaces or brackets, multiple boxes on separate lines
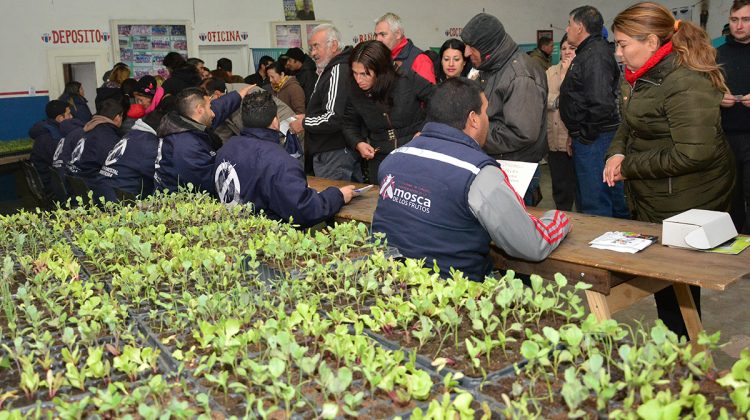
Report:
379,313,567,377
201,377,443,419
479,360,739,418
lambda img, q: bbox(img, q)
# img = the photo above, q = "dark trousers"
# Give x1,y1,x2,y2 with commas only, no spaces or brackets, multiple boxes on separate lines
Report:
654,284,701,339
548,151,578,211
726,132,750,234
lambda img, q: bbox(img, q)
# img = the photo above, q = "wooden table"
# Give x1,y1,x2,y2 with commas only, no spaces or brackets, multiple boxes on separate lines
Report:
308,176,378,224
308,176,750,345
0,153,30,166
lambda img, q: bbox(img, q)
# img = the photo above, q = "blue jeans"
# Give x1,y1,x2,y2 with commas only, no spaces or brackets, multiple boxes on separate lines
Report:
572,131,630,218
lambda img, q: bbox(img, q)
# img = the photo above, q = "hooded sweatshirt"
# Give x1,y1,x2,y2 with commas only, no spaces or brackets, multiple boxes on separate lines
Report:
67,115,121,188
29,118,64,200
461,13,548,162
98,118,160,200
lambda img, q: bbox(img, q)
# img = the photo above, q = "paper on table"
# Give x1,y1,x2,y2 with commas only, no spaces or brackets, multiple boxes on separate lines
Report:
353,185,374,194
279,116,296,135
702,236,750,255
497,160,539,196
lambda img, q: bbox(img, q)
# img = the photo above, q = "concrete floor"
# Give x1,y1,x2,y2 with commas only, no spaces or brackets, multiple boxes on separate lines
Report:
537,161,749,371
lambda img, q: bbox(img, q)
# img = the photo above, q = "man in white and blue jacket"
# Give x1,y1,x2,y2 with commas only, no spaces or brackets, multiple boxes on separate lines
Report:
372,78,571,281
214,90,356,228
155,85,252,195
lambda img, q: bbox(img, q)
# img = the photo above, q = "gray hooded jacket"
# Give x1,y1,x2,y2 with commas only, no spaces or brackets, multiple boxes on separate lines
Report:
462,13,548,162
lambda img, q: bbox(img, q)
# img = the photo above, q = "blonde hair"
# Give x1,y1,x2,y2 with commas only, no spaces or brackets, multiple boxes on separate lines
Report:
612,2,728,93
108,65,131,85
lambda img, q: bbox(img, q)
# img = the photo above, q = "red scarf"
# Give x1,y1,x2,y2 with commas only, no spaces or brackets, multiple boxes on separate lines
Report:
624,41,673,86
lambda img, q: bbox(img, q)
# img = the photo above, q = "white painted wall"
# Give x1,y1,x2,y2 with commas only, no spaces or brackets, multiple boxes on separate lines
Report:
0,0,735,95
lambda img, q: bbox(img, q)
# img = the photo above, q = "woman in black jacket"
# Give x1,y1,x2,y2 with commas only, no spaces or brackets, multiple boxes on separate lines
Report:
343,40,434,182
59,81,93,123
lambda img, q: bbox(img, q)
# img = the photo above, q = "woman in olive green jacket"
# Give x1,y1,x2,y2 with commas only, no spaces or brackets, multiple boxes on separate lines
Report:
605,2,735,338
605,10,734,223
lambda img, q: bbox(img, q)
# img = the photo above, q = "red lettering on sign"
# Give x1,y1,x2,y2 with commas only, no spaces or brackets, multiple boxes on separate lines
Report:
46,29,107,44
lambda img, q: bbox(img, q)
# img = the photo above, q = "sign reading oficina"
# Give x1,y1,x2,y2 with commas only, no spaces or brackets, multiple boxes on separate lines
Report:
197,31,249,43
41,29,110,44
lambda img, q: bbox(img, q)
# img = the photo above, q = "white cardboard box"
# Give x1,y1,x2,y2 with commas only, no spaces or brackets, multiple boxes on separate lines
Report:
662,209,737,250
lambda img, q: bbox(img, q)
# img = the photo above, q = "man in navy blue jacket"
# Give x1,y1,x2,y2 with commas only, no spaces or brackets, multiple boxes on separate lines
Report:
98,97,175,201
214,91,356,227
50,117,85,201
66,99,123,196
29,100,72,202
155,85,251,194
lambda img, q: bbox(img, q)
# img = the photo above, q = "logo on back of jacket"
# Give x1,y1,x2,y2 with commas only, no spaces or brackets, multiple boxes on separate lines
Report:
100,138,128,177
215,161,240,205
68,137,86,173
379,174,431,214
52,137,65,167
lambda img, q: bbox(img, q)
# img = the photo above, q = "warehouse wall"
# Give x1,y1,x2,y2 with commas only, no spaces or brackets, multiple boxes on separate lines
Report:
0,0,734,139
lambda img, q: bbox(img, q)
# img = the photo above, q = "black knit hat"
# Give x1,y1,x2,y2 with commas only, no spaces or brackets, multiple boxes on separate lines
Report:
285,47,306,63
45,100,69,119
461,13,507,57
136,75,158,98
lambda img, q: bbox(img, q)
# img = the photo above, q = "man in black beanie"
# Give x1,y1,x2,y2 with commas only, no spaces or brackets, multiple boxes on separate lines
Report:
284,47,317,104
461,13,548,206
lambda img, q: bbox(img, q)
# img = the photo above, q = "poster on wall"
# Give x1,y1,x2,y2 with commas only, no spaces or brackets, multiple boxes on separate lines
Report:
283,0,316,21
536,30,553,43
274,24,303,48
111,20,194,79
271,21,328,48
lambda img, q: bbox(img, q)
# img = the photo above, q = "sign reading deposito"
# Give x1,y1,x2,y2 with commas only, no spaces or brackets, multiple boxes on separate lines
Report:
41,29,110,44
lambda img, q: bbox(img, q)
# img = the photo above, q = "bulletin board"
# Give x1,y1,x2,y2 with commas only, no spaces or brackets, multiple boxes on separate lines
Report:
110,20,196,79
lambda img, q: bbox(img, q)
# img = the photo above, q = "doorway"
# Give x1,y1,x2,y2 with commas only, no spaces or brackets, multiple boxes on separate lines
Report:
47,48,109,107
197,45,251,78
62,63,97,115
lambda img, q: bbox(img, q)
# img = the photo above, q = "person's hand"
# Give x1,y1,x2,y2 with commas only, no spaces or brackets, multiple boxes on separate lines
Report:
237,84,256,98
721,93,737,108
560,57,573,75
603,155,625,187
741,93,750,108
339,185,356,204
356,142,375,159
289,114,304,134
566,136,573,157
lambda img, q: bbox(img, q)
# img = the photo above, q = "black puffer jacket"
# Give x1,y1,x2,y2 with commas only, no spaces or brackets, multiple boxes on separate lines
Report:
559,34,621,143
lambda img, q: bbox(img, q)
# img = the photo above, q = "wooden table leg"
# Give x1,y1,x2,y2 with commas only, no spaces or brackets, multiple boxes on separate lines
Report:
672,283,705,352
585,290,612,321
